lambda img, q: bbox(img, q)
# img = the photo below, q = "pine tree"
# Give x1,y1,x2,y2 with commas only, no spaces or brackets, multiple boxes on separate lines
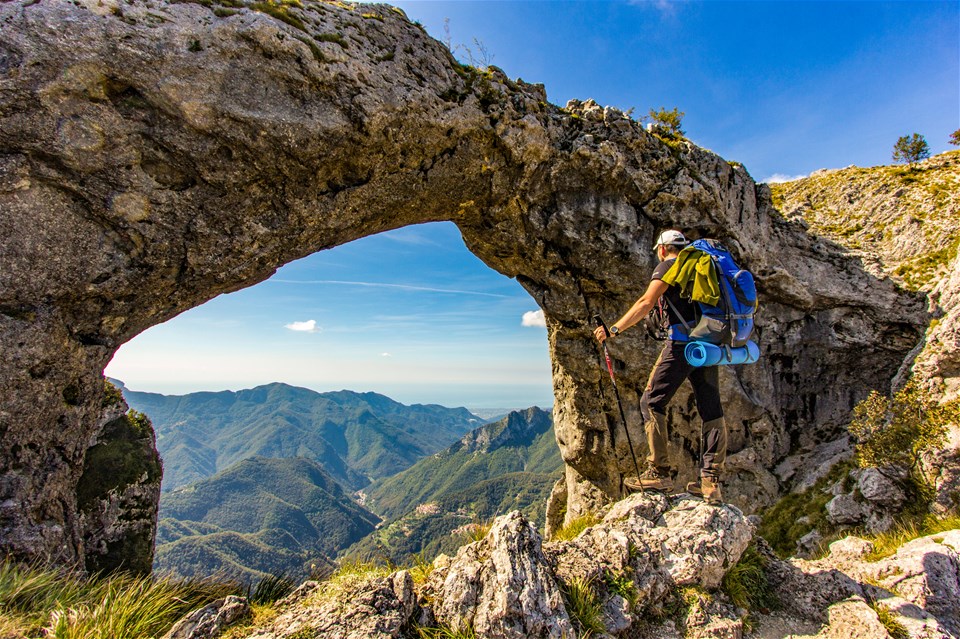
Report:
949,129,960,147
648,107,685,137
892,133,930,165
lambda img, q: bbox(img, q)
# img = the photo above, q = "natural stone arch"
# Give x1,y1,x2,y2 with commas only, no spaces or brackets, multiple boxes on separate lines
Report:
0,0,925,570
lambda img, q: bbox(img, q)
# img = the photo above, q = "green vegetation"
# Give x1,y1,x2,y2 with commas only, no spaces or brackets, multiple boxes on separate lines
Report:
870,602,909,639
757,460,853,557
647,107,686,148
950,129,960,146
561,575,605,637
893,235,960,289
862,513,960,561
103,378,124,407
893,133,931,165
365,408,559,521
416,623,478,639
603,569,639,609
0,559,241,638
768,150,960,292
316,32,348,48
345,409,559,566
551,513,601,542
155,457,378,581
849,379,953,494
721,545,777,614
120,382,479,493
309,558,391,604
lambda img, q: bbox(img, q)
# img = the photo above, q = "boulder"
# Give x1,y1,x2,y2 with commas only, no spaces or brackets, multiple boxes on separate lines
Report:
162,596,250,639
247,570,417,639
425,511,573,639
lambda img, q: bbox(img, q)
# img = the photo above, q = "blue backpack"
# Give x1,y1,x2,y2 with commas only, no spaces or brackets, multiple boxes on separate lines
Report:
680,239,758,348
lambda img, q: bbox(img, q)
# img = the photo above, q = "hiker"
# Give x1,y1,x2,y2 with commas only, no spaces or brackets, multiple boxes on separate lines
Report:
593,230,727,503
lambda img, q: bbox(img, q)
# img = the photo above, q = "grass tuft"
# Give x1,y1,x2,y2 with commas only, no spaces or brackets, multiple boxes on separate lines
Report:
311,558,391,603
415,622,478,638
561,575,605,637
552,513,600,542
0,560,242,638
721,544,777,613
863,513,960,561
871,602,909,639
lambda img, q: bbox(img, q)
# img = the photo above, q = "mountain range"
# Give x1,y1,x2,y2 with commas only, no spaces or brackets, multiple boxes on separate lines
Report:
347,406,563,563
117,381,482,492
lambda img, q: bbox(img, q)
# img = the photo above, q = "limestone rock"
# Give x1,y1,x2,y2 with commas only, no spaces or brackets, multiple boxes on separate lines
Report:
425,511,573,639
854,467,906,507
815,596,889,639
825,494,866,526
248,570,416,639
162,596,250,639
767,530,960,638
0,0,934,568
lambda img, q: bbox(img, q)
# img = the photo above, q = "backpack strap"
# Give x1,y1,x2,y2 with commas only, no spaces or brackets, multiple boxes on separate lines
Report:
663,295,694,332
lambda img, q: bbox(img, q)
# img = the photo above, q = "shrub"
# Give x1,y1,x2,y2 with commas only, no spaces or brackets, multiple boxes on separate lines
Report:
848,379,953,490
648,107,684,136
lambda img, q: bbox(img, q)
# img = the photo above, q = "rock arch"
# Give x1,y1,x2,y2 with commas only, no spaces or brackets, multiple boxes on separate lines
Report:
0,0,925,570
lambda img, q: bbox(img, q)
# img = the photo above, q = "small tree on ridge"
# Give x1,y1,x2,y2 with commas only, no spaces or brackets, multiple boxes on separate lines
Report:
893,133,930,165
949,129,960,147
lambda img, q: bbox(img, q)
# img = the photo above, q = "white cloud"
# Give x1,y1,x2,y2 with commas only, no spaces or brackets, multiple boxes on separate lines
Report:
285,319,320,333
521,310,547,328
381,352,392,357
762,173,808,184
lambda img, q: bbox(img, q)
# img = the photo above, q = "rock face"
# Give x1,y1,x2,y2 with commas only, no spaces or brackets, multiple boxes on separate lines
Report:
233,496,754,638
0,0,927,568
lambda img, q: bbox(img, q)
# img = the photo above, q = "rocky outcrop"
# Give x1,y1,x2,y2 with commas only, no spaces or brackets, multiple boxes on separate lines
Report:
162,499,960,638
75,396,162,575
162,595,251,639
0,0,927,568
229,495,755,638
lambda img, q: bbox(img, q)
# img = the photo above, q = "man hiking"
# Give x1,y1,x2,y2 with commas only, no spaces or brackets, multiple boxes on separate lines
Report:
593,229,727,503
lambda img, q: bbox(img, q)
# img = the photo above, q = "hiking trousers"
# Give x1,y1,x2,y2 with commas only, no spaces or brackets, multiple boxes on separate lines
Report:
639,341,727,479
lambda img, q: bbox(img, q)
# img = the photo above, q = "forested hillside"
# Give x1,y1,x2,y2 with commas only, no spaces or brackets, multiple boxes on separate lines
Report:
346,407,562,563
154,457,379,581
118,381,481,491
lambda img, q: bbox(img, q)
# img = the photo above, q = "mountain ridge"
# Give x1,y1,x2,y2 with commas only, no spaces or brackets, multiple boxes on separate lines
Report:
117,380,481,493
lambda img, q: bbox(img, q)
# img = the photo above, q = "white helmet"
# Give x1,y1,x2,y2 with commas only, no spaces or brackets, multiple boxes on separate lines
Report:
653,229,688,249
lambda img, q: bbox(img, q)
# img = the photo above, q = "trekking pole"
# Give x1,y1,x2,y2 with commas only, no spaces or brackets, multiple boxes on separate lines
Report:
593,315,644,491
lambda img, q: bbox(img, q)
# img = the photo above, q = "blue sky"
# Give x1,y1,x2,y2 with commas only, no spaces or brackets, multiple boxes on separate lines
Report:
105,0,959,409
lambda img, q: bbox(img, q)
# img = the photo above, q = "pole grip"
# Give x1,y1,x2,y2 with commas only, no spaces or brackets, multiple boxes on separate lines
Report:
593,314,609,337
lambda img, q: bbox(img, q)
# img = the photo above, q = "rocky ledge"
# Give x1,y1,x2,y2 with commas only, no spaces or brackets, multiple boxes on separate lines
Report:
162,495,959,639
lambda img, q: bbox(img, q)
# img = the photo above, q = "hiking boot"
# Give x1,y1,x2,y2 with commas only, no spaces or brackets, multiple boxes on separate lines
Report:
625,466,674,493
686,476,722,504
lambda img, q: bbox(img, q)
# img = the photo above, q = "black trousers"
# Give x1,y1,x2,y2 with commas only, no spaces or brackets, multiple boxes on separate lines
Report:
639,341,725,476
